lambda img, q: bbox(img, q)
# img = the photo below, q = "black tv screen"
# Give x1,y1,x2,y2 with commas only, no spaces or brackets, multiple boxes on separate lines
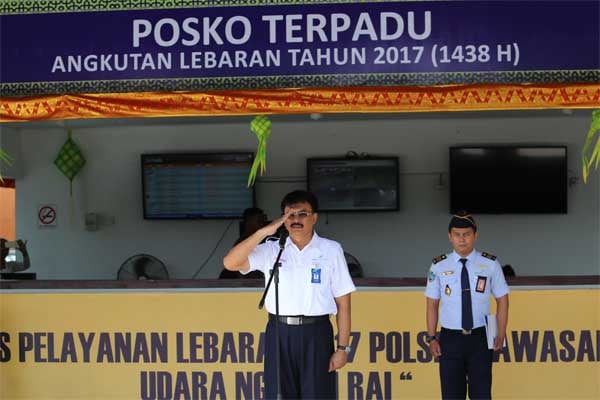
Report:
307,157,399,212
449,146,567,214
142,153,255,219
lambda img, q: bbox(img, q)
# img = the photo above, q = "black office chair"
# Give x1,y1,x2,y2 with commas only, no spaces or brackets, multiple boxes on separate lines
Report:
344,252,364,278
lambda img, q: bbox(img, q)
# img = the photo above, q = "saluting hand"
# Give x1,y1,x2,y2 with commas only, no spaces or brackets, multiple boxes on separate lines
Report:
259,208,296,237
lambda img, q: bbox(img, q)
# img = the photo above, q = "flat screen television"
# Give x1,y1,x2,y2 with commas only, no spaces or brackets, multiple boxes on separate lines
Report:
307,157,399,212
449,146,567,214
141,153,255,219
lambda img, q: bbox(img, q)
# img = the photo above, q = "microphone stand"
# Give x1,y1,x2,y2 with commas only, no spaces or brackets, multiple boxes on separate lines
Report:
258,233,287,400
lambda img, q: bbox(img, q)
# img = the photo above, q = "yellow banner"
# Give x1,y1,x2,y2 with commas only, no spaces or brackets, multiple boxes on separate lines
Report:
0,289,598,399
2,84,599,122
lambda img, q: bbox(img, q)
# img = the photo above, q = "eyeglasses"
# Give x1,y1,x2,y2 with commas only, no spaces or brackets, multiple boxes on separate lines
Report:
285,211,313,220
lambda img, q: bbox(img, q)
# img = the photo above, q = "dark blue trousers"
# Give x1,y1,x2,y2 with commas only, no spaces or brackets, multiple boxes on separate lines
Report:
439,327,493,400
264,318,335,399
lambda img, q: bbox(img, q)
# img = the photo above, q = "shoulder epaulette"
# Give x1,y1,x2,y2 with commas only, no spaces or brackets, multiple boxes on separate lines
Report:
432,254,447,264
481,252,497,261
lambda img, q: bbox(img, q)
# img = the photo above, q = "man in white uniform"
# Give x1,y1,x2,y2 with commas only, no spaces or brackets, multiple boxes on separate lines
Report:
223,190,356,399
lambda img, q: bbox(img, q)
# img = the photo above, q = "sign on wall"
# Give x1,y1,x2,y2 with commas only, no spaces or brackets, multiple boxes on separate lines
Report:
0,289,598,399
1,0,599,97
37,204,57,228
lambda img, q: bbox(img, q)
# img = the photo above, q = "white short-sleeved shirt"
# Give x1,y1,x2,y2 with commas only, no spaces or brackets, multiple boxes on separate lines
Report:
425,249,509,330
246,232,356,316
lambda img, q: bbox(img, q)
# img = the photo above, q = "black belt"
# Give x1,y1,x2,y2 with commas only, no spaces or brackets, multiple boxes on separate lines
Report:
441,326,486,336
269,314,329,325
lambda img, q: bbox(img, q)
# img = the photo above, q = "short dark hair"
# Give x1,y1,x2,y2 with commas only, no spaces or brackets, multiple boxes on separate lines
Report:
280,190,319,213
242,207,265,219
502,264,516,277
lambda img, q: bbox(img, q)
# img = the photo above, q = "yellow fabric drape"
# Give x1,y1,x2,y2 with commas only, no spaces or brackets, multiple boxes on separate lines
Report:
2,83,599,122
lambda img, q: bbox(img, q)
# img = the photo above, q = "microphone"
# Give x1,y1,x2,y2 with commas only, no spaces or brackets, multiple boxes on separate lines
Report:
278,227,288,249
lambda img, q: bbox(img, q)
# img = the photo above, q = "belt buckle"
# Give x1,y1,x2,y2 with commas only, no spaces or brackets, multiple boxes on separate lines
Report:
287,316,301,325
461,329,472,335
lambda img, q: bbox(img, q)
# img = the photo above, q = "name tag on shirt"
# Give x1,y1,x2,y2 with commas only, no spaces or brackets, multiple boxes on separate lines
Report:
476,276,487,293
311,268,321,284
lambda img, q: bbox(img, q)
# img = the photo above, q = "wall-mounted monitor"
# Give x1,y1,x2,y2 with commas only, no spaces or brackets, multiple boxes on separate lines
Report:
142,153,255,219
307,157,399,212
449,146,567,214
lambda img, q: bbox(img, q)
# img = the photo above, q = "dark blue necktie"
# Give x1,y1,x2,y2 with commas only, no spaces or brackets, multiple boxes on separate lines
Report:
460,258,474,330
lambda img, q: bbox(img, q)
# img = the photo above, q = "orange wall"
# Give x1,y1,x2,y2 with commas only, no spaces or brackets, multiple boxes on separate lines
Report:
0,187,15,240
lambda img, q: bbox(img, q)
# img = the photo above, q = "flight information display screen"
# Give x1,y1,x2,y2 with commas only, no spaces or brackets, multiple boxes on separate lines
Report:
307,157,399,212
142,153,255,219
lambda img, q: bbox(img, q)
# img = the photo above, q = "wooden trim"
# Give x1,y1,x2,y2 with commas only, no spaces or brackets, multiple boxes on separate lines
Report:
0,186,16,240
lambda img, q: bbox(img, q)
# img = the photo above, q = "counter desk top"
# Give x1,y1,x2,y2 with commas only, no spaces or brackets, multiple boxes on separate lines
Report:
1,275,598,290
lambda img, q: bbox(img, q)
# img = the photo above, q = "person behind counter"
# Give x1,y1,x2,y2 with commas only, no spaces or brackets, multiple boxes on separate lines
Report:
219,207,267,279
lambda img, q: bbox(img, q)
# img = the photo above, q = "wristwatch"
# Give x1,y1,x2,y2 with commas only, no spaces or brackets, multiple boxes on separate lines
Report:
337,345,352,354
425,335,438,344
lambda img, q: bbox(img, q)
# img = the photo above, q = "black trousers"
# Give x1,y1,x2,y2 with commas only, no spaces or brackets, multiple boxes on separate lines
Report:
264,318,335,399
439,327,493,400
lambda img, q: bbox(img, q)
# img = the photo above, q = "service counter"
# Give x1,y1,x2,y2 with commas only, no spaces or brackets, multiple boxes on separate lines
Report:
1,276,599,399
2,275,598,290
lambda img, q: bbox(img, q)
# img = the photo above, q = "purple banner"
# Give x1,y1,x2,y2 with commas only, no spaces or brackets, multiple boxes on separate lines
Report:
1,1,598,96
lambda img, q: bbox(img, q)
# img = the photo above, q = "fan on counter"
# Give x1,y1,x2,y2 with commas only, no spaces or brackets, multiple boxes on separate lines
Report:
117,254,169,280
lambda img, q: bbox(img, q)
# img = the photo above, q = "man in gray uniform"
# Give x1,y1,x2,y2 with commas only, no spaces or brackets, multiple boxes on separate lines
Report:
425,211,509,399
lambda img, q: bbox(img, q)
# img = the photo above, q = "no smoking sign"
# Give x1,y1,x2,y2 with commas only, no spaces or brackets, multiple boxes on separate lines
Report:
38,204,57,228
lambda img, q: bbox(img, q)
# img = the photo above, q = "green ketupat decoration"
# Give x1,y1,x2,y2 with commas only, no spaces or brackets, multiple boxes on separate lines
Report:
54,130,86,195
582,109,600,183
247,115,271,187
